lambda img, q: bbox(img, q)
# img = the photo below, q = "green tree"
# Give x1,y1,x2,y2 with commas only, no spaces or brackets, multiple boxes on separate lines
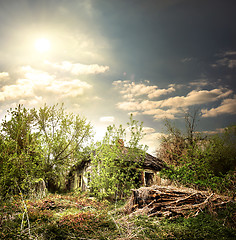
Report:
0,104,93,197
0,105,43,198
89,115,147,200
33,104,93,191
158,112,236,194
206,125,236,176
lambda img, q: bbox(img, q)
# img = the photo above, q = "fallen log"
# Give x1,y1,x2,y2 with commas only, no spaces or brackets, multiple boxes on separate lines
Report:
124,185,232,218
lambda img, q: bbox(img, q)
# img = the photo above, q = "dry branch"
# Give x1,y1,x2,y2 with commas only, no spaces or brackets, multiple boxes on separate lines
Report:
124,185,232,218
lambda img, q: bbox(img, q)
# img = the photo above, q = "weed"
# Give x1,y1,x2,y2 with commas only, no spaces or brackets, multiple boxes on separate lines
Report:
0,193,235,239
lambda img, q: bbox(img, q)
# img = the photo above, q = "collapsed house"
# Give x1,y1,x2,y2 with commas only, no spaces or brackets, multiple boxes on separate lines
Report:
67,148,168,192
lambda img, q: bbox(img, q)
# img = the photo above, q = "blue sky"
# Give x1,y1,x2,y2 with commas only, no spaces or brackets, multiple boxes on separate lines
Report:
0,0,235,154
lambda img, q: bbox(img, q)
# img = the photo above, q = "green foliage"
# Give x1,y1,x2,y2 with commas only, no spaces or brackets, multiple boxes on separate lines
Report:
0,104,92,198
1,193,235,240
205,125,236,176
158,114,236,195
0,193,117,240
89,115,147,200
163,126,235,194
33,103,93,191
158,210,236,240
131,203,236,240
0,105,44,198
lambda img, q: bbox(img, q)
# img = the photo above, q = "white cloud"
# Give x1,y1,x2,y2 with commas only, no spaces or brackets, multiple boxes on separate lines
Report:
142,132,166,143
112,80,123,86
18,96,44,107
21,66,55,83
161,89,233,108
113,80,175,100
0,81,34,101
0,66,92,102
212,51,236,69
117,100,162,112
142,127,156,134
117,100,182,120
189,79,209,87
199,128,225,135
168,83,184,89
222,51,236,56
201,95,236,117
148,87,175,99
45,60,109,75
46,79,92,97
99,116,115,123
0,72,9,80
140,131,168,155
121,82,157,98
115,82,233,120
116,101,141,111
115,82,232,116
143,108,181,120
22,66,92,97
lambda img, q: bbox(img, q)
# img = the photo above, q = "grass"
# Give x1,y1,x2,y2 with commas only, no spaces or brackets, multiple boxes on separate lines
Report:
0,193,235,239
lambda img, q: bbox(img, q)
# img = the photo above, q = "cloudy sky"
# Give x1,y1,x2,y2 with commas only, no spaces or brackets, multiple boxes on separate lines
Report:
0,0,236,154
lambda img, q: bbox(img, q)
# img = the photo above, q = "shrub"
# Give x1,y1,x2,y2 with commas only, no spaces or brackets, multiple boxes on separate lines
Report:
158,116,236,195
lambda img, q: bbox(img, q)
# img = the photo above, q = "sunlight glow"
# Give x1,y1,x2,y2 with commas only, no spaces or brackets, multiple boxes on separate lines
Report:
34,38,51,53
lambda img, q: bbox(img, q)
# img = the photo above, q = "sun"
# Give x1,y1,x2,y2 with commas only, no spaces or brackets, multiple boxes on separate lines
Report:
34,38,51,53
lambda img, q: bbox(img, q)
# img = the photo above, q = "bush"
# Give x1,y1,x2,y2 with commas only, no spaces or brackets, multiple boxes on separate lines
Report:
158,116,236,195
89,115,147,200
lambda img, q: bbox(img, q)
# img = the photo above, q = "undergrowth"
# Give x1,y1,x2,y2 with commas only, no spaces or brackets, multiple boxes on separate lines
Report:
0,193,235,239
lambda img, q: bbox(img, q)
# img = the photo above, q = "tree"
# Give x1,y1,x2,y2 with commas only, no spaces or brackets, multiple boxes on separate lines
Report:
0,104,93,197
158,110,202,166
206,125,236,176
158,111,236,194
33,104,93,191
89,115,147,200
0,105,43,198
157,119,187,166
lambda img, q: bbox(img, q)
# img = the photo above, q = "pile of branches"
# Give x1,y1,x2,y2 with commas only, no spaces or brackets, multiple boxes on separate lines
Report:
124,185,232,218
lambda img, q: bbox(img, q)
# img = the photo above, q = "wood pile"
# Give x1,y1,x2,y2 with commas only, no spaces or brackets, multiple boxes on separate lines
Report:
124,185,232,218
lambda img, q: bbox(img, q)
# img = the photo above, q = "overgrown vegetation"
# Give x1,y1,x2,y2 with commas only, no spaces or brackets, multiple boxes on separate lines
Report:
89,115,147,200
0,104,92,198
0,193,117,239
0,105,235,239
158,111,236,196
0,193,235,239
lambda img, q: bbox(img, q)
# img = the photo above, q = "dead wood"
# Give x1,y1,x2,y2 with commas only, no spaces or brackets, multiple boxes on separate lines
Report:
125,185,232,218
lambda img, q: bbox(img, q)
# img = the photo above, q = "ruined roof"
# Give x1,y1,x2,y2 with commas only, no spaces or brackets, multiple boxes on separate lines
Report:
142,152,166,171
70,149,166,173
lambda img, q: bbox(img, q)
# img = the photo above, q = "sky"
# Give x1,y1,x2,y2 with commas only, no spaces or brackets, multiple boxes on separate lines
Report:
0,0,236,155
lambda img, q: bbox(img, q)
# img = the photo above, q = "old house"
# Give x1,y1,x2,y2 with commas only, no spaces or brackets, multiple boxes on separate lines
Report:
67,149,167,192
67,157,91,192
